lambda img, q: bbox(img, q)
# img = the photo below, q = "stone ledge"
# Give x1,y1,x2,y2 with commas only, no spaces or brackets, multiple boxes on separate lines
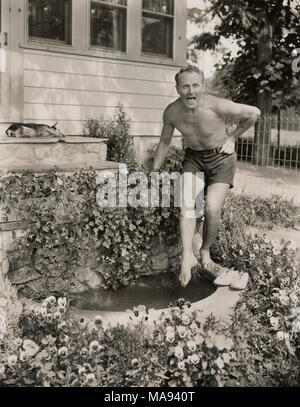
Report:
0,160,120,174
0,139,108,168
0,136,108,144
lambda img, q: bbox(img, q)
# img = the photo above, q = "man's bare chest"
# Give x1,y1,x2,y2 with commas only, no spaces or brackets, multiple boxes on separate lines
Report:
172,109,222,137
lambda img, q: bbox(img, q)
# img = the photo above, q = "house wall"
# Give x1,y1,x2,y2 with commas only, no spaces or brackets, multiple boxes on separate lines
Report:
1,0,187,164
23,49,183,163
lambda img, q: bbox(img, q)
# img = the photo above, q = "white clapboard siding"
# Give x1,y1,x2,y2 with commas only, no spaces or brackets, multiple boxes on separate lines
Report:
24,88,177,110
23,50,180,140
24,51,177,83
20,119,181,137
24,70,177,97
24,104,165,122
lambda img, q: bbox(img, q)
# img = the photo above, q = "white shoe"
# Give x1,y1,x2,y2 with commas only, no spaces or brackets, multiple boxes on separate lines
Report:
230,272,249,290
213,269,240,286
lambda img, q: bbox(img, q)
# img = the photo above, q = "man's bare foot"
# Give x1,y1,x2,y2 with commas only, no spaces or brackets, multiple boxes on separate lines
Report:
200,248,212,264
200,249,221,278
179,253,198,287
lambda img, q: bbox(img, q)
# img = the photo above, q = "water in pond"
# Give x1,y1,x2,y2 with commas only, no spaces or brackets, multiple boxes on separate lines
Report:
69,272,216,312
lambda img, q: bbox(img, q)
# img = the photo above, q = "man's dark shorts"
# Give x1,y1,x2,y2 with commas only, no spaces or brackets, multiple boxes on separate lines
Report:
182,146,237,190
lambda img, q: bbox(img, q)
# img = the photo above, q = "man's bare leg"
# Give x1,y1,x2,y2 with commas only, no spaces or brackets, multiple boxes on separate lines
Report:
179,216,198,287
200,183,230,276
179,173,204,287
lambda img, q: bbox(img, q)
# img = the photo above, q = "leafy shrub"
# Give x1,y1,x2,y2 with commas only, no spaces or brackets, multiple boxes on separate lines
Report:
0,223,299,387
0,297,106,387
224,192,298,229
125,302,250,387
231,240,300,386
0,168,181,296
1,134,299,386
1,165,297,298
0,297,248,387
0,273,22,337
210,203,300,386
99,322,151,386
83,105,138,171
146,144,184,173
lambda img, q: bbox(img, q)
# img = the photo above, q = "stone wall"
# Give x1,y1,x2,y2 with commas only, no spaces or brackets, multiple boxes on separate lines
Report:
0,137,108,171
0,135,125,300
0,166,189,300
1,225,183,299
0,202,204,300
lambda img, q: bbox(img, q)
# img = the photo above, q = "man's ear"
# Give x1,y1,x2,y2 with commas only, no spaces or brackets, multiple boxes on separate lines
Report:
175,85,179,95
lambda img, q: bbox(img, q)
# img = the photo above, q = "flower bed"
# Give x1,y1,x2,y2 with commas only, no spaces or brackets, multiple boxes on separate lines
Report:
0,148,299,386
223,193,299,229
0,210,299,387
0,296,257,387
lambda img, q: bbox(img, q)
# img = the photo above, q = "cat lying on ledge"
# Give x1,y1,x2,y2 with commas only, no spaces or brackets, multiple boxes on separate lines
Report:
6,123,65,139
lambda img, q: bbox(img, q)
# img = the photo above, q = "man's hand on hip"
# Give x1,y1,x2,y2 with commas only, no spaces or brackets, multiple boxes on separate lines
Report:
219,137,235,155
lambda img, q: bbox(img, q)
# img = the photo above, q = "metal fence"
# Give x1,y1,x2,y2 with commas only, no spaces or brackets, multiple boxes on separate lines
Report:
236,115,300,171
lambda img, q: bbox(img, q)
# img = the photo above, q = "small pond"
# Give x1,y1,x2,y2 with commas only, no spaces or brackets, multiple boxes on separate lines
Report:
69,272,216,312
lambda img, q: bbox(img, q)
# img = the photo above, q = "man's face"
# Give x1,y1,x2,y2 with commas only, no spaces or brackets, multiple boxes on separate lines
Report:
176,71,204,109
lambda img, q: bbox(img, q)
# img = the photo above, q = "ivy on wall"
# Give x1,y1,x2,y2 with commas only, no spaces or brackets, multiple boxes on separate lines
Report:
0,108,186,298
0,168,181,296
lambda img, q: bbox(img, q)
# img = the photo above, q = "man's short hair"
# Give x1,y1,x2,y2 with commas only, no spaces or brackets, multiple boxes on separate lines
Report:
175,65,204,86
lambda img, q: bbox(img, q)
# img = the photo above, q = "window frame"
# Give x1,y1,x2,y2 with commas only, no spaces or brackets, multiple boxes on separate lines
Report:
141,4,175,59
88,0,127,53
21,0,186,67
26,0,73,47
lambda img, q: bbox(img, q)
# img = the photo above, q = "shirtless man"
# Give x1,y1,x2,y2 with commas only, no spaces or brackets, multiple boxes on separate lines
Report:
153,65,261,287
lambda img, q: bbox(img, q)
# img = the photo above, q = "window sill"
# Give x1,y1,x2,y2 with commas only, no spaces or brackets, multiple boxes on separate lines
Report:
20,42,181,67
27,37,72,47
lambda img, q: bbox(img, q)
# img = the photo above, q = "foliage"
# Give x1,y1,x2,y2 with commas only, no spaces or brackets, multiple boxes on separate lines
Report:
126,302,250,387
146,144,185,173
188,1,300,109
1,157,298,298
0,168,181,296
0,297,107,387
99,321,152,387
1,242,299,388
83,105,138,171
231,242,300,386
224,192,299,229
1,124,299,386
211,192,299,269
209,194,300,386
0,297,250,387
0,273,22,337
0,190,299,386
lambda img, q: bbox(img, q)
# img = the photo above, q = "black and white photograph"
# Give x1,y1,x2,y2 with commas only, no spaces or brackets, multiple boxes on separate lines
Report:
0,0,299,393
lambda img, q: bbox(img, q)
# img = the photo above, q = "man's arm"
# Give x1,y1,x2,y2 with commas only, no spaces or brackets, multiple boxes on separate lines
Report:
215,98,261,141
153,108,175,171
